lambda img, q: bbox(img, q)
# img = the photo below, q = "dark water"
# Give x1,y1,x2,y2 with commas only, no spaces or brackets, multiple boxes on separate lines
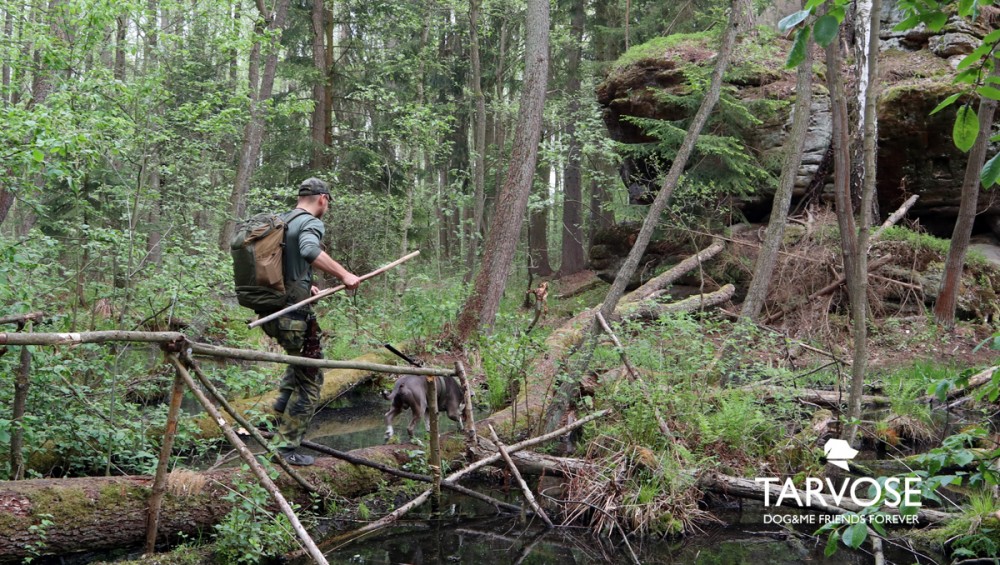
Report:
301,392,939,565
311,496,931,564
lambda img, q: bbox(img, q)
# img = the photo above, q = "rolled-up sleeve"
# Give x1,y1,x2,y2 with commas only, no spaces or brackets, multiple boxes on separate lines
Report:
298,218,325,263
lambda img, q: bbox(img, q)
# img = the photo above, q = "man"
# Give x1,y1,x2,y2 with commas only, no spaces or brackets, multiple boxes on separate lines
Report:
261,177,360,466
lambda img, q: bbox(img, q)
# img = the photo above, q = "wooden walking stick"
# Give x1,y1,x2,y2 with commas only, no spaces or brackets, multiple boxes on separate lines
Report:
250,251,420,328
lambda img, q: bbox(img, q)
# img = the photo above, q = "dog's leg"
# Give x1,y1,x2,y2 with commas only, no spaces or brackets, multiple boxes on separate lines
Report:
384,407,398,443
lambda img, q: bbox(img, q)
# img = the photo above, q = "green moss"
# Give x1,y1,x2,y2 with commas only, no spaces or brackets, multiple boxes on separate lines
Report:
31,486,95,525
880,80,958,106
98,483,148,507
613,32,715,69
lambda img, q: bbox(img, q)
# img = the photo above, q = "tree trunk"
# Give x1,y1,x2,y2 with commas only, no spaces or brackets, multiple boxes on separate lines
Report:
114,14,126,81
740,29,813,321
10,330,31,480
218,0,291,251
144,0,162,268
2,7,12,105
934,60,1000,327
528,158,554,276
558,0,587,277
844,0,881,447
0,442,463,563
588,175,614,249
454,0,549,340
310,0,327,169
464,0,487,280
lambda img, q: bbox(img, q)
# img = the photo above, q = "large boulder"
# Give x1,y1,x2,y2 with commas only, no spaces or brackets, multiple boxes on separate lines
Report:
595,6,1000,239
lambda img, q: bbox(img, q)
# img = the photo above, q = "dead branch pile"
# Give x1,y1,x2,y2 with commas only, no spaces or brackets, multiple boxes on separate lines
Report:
556,436,720,538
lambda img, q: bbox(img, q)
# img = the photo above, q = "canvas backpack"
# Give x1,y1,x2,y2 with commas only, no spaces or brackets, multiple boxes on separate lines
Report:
231,209,309,314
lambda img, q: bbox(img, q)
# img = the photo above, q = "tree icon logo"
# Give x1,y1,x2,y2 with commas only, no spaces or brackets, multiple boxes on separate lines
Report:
823,438,859,471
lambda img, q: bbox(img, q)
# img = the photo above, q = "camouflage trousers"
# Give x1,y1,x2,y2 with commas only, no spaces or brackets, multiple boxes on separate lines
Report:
261,312,323,451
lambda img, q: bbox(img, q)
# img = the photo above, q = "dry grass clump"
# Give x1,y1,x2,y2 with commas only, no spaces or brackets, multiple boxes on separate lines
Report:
557,436,719,539
167,469,207,497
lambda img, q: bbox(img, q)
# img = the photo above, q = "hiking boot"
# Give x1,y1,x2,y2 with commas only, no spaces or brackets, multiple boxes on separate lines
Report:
279,450,315,466
272,391,291,413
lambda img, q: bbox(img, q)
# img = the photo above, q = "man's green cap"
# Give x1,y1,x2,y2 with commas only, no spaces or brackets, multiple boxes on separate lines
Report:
298,178,331,197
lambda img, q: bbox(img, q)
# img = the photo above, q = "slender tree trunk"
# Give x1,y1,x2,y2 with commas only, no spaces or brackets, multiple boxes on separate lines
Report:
529,158,554,276
464,0,487,281
114,14,127,81
558,0,587,276
740,29,813,321
455,0,549,340
218,0,291,250
588,175,614,249
144,0,162,268
10,324,31,480
934,59,1000,327
228,1,239,86
2,7,12,105
848,0,882,446
324,2,334,149
310,0,327,169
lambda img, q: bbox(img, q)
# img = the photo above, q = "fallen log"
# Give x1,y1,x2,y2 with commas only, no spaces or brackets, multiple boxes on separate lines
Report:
0,441,465,563
488,424,554,528
290,409,610,559
752,385,891,408
920,365,998,404
489,240,727,435
620,284,736,321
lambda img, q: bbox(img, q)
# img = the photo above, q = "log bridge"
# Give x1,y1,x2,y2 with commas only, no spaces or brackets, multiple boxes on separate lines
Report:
0,328,540,564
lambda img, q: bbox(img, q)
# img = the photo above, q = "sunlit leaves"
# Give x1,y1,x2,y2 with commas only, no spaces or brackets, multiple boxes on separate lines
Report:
953,105,980,152
930,93,962,115
981,151,1000,187
813,15,840,46
778,10,810,33
786,26,811,68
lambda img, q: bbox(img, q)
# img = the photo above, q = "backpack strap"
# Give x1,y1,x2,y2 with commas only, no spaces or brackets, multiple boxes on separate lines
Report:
281,208,315,290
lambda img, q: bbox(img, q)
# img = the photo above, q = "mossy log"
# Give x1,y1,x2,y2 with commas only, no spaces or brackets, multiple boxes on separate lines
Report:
0,442,463,563
192,349,397,437
484,238,728,434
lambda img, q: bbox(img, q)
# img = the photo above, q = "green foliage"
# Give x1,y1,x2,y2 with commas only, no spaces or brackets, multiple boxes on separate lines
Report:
617,64,776,206
214,469,298,564
23,514,55,563
953,104,980,152
478,326,544,411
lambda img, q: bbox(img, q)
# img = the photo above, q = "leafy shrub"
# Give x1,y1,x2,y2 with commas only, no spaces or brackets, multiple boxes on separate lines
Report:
214,469,298,564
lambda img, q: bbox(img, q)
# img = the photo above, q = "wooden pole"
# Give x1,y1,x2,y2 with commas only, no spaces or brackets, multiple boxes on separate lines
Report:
10,319,32,480
179,351,320,495
427,376,442,503
0,332,455,376
487,424,553,528
456,362,476,446
188,341,456,376
250,250,420,328
144,371,185,554
165,355,329,565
